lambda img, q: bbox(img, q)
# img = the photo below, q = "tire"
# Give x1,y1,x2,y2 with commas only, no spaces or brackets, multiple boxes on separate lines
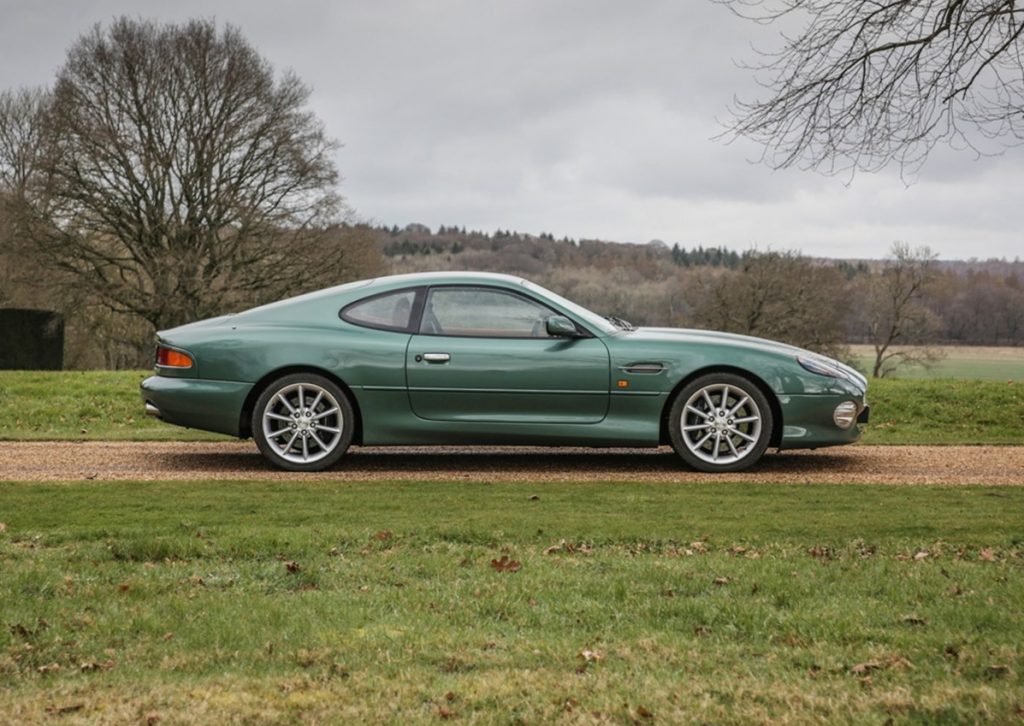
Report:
253,373,355,472
668,373,773,473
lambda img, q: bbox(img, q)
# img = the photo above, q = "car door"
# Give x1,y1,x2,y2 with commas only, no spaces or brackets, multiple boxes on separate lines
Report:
406,285,610,423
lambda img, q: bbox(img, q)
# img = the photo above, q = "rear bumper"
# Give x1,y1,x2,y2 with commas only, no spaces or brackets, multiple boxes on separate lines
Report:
140,375,253,437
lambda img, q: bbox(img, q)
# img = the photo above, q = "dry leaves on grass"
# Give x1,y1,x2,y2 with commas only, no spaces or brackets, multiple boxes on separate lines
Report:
0,522,6,532
543,540,592,556
284,561,301,574
851,655,914,675
490,555,521,573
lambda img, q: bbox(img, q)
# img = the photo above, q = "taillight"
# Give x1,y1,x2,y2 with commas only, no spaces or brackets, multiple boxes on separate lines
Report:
156,346,193,368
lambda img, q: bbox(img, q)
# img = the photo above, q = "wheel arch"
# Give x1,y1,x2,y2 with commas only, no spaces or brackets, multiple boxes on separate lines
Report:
239,366,363,445
659,365,783,448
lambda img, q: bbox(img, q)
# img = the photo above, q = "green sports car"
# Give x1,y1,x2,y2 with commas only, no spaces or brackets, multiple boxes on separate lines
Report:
140,271,868,472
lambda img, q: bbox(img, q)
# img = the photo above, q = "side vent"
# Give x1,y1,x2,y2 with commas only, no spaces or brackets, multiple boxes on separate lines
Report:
621,362,665,374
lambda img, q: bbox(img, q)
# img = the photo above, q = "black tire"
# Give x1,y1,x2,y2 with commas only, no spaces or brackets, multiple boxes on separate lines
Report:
253,373,355,472
667,372,773,473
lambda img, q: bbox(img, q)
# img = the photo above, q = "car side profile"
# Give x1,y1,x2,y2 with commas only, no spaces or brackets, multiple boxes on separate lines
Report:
140,271,868,472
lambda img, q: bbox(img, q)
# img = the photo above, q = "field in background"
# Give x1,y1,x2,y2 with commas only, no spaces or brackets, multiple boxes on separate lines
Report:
0,370,1021,445
850,345,1024,380
1,480,1021,723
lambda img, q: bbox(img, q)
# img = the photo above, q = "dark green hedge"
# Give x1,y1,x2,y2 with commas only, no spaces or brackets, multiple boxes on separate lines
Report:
0,308,64,370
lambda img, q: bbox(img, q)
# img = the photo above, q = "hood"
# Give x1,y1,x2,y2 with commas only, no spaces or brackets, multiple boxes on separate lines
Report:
632,327,868,390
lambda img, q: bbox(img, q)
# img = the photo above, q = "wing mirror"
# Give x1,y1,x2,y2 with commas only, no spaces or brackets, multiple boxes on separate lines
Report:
545,315,580,338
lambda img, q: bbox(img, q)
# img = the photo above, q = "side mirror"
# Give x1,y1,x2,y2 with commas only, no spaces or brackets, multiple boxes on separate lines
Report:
545,315,579,338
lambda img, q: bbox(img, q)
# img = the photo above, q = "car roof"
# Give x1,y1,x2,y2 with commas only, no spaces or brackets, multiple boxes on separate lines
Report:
363,271,527,291
233,271,531,322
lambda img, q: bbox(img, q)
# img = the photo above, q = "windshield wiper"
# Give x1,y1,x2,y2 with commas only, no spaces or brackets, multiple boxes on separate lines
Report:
603,315,636,331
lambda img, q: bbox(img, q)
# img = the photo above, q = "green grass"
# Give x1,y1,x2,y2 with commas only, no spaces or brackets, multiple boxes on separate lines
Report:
0,371,227,441
862,378,1024,445
1,480,1022,723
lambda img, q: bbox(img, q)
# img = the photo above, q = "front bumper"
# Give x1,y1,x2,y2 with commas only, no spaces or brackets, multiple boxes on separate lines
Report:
140,375,253,437
778,392,867,450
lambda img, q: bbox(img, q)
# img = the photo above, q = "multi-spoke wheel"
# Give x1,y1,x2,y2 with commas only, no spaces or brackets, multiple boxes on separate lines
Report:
253,373,355,471
668,373,773,473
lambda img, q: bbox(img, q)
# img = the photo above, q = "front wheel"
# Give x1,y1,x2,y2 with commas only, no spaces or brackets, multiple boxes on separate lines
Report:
253,373,355,472
668,373,773,473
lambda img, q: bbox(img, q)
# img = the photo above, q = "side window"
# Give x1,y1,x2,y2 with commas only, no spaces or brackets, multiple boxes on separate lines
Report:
342,290,417,331
422,287,558,337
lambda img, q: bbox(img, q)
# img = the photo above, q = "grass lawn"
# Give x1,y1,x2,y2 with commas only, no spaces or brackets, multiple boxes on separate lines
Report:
1,480,1022,723
850,345,1024,381
0,370,1022,445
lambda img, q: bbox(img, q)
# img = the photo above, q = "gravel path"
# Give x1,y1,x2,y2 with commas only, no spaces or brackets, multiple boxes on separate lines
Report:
1,442,1022,484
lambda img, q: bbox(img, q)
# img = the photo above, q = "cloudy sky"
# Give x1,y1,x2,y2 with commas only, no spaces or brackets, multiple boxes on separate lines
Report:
1,0,1020,259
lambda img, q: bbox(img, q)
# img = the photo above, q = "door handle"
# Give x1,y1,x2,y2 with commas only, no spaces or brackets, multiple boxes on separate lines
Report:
421,353,451,363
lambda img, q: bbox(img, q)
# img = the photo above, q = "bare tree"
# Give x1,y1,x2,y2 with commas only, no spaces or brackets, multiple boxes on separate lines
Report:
722,0,1024,173
3,17,378,335
688,249,851,359
855,242,943,377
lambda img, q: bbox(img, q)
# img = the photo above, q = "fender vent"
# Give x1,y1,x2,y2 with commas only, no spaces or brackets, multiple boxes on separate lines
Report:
621,362,665,374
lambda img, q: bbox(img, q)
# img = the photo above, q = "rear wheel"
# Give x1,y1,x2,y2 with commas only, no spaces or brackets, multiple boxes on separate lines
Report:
253,373,354,471
668,373,773,473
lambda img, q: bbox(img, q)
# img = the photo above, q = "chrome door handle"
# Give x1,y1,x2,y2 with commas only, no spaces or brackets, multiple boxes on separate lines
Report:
421,353,451,363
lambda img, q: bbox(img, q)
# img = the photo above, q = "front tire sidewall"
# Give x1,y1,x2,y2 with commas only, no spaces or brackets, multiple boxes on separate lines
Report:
668,373,773,473
253,373,355,472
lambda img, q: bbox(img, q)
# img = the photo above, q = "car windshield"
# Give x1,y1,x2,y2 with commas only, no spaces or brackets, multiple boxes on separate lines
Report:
520,280,620,335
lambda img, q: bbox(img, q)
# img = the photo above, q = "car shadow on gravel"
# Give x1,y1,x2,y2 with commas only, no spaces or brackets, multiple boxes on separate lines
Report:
151,446,860,475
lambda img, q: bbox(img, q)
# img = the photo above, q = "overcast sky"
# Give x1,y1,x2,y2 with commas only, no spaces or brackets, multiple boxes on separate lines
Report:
1,0,1020,259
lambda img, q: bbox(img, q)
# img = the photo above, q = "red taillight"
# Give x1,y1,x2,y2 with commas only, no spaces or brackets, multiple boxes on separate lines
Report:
156,346,193,368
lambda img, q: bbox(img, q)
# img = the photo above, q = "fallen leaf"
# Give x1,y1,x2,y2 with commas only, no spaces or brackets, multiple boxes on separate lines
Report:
988,664,1010,677
284,561,301,574
636,704,654,719
728,546,747,556
528,494,540,501
885,655,914,670
371,530,393,542
851,660,882,675
808,546,834,560
437,705,455,719
45,704,83,716
713,576,730,586
901,615,928,626
146,714,161,726
689,541,708,554
444,691,456,702
117,582,131,592
578,649,604,663
490,555,521,573
0,522,7,532
979,548,996,561
37,662,61,675
913,550,929,562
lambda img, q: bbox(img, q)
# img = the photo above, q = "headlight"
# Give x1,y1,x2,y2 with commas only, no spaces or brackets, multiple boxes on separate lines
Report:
797,355,848,380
